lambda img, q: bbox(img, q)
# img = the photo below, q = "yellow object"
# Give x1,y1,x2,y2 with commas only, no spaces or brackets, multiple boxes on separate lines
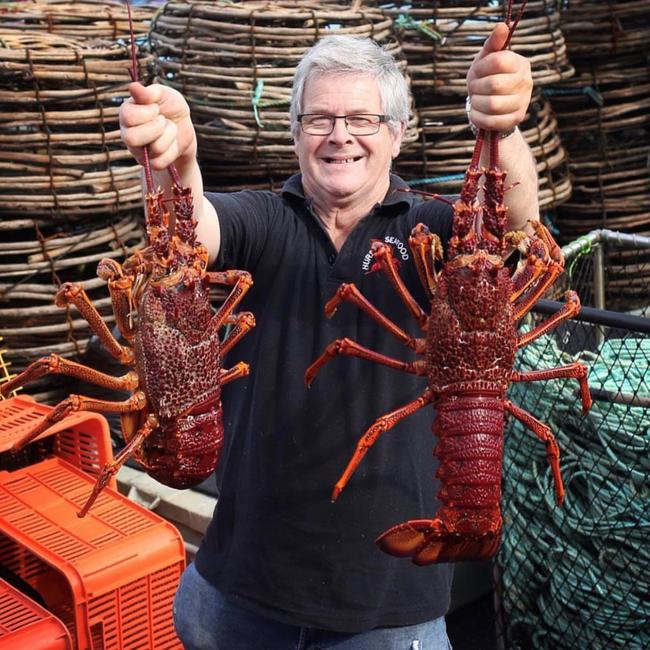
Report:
0,337,19,399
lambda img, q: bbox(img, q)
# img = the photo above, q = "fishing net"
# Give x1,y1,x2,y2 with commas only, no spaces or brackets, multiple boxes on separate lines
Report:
496,230,650,649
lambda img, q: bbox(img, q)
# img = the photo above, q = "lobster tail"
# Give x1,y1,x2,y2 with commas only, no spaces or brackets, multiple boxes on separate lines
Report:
376,395,506,564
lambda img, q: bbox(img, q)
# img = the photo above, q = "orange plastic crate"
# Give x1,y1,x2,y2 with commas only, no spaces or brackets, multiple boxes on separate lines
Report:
0,396,115,490
0,577,72,649
0,457,184,649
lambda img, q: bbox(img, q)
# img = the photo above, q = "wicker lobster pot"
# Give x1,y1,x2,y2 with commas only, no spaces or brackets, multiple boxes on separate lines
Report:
381,0,574,97
393,89,572,212
0,217,145,401
0,30,153,222
560,0,650,61
549,56,650,241
0,0,156,39
0,3,156,402
149,0,419,191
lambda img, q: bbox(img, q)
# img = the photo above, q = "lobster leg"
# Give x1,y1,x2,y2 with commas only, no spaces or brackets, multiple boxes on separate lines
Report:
370,241,428,328
97,259,137,342
504,399,565,504
8,392,147,451
408,224,443,299
55,282,134,365
78,411,160,518
333,389,433,501
511,364,592,414
219,362,250,386
0,354,138,400
220,312,256,356
509,223,565,318
324,283,421,350
516,290,580,347
207,270,254,330
304,337,426,387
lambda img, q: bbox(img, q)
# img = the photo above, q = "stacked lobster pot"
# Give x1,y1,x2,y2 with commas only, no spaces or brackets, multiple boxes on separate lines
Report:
548,0,650,242
377,0,575,213
149,0,419,193
0,1,156,402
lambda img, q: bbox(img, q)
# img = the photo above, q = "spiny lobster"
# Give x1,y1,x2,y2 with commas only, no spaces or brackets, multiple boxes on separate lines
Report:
304,1,592,564
0,4,254,517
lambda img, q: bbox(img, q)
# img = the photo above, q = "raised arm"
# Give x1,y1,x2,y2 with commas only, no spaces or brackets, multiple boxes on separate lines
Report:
466,23,537,232
119,82,222,263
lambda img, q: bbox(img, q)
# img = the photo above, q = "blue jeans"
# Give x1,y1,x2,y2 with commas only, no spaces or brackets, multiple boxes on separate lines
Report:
173,563,452,649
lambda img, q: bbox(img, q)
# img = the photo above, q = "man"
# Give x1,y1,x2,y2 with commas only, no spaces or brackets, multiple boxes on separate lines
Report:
120,24,535,650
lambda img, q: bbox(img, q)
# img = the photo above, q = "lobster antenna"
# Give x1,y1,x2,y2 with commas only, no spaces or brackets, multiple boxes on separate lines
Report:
395,187,455,206
489,0,528,169
503,0,528,50
126,0,155,194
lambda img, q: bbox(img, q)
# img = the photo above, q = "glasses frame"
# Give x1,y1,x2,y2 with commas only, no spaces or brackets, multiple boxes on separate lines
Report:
297,113,387,136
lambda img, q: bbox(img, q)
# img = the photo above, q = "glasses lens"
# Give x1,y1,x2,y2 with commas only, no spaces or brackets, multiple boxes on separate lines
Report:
301,115,333,135
346,115,380,135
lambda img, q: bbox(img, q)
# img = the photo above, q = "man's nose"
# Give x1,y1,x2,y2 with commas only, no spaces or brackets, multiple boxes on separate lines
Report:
328,116,353,142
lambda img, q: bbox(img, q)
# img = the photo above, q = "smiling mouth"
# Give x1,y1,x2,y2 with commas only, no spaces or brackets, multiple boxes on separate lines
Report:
323,156,363,164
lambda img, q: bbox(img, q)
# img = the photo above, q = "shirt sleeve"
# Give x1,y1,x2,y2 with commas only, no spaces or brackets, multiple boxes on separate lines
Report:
205,190,283,272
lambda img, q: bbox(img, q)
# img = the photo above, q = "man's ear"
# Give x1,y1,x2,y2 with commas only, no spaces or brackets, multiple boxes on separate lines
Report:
391,121,407,159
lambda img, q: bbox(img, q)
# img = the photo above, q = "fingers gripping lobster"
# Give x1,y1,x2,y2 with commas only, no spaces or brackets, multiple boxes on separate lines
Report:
305,2,592,565
0,6,254,517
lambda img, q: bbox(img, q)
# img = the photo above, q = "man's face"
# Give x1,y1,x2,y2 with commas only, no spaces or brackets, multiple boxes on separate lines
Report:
293,73,404,203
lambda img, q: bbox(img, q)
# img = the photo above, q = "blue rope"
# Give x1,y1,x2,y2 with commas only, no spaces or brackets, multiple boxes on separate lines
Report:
394,14,443,42
406,173,465,186
251,79,265,128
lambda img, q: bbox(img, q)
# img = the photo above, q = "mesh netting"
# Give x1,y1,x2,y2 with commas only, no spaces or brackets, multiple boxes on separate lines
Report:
496,232,650,649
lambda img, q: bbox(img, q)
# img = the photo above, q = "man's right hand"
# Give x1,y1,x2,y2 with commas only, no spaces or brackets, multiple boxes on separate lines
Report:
120,82,197,173
120,82,222,264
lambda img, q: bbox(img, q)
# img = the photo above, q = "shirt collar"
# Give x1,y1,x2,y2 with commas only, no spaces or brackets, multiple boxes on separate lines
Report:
281,173,416,214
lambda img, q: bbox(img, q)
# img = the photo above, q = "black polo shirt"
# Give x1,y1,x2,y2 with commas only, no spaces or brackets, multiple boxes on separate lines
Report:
194,173,455,633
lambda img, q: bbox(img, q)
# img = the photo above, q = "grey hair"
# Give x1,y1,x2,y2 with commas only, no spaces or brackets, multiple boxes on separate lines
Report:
290,35,410,137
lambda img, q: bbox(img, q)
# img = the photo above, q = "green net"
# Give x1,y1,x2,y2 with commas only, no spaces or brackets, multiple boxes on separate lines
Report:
496,237,650,649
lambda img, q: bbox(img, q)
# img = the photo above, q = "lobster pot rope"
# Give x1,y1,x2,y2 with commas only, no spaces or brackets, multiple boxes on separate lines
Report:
378,0,574,97
547,56,650,242
393,89,572,211
149,0,418,191
496,237,650,649
560,0,650,61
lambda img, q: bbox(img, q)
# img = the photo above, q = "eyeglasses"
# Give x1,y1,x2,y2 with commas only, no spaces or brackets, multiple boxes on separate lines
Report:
298,113,387,136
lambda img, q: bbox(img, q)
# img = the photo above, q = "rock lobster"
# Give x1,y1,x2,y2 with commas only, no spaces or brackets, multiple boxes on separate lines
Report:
0,5,254,517
305,3,592,565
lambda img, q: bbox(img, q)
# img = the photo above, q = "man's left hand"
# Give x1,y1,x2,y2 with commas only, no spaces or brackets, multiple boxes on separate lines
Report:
465,23,533,134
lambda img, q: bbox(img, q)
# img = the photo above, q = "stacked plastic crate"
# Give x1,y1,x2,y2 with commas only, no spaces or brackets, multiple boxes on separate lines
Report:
0,396,184,650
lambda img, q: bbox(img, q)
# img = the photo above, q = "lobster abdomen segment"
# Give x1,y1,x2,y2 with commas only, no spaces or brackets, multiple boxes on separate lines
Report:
434,394,504,509
142,396,224,488
376,394,505,564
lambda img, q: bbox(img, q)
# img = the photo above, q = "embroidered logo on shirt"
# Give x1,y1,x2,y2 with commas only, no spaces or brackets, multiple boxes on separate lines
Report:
362,235,410,271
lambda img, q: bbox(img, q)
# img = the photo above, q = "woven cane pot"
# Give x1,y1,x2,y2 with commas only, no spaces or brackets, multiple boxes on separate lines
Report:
150,0,418,189
381,0,574,97
394,89,572,212
549,56,650,240
0,30,153,222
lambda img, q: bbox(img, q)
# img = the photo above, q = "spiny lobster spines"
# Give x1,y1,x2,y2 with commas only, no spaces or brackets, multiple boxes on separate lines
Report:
449,137,483,259
479,134,509,257
450,0,528,260
125,1,204,278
